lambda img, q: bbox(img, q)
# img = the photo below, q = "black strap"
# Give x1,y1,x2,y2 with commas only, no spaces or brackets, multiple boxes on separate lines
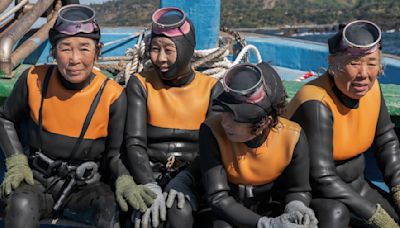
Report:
37,66,109,161
38,65,55,152
69,77,109,161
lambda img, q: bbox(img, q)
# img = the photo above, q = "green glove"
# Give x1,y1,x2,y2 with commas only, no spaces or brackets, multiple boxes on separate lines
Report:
391,185,400,212
115,175,156,212
1,154,34,196
367,204,400,228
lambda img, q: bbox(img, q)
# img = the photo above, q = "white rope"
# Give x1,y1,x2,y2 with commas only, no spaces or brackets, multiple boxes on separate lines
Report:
194,44,263,80
231,44,262,66
0,0,29,23
123,30,147,85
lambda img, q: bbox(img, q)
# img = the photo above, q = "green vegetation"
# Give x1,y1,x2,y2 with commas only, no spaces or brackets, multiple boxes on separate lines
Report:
92,0,400,31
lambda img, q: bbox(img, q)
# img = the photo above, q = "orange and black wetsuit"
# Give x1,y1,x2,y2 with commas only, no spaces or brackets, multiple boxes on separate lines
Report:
124,69,222,186
199,115,311,227
284,73,400,227
0,65,129,227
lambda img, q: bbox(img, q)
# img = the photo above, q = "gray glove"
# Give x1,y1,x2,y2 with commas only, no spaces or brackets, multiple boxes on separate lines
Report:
163,170,198,210
133,182,166,228
284,200,318,227
257,213,310,228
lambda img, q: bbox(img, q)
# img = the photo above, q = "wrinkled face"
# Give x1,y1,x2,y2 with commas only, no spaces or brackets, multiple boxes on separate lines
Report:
221,112,256,142
330,51,381,99
150,37,177,72
55,37,97,84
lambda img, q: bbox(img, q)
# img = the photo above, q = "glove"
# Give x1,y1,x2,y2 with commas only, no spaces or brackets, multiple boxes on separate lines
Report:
391,185,400,212
133,182,166,228
163,170,198,210
284,200,318,227
115,175,156,212
2,154,34,196
257,214,310,228
367,204,400,228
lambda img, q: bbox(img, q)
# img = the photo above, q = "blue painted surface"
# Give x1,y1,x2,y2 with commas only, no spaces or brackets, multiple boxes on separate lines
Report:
160,0,220,50
246,36,400,85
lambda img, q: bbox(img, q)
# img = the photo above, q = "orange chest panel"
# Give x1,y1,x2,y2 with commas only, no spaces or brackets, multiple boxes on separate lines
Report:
27,66,122,139
206,116,299,185
325,82,381,160
136,71,217,130
284,75,381,161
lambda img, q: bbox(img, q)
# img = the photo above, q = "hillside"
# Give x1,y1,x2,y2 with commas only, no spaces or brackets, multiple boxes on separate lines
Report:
91,0,400,31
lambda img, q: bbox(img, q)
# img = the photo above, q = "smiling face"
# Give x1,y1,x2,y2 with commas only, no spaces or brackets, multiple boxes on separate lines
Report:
149,37,177,73
329,50,381,99
55,37,97,84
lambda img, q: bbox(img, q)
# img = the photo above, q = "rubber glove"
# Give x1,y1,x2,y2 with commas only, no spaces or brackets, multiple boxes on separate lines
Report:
115,175,156,212
284,200,318,227
163,170,198,210
2,154,34,196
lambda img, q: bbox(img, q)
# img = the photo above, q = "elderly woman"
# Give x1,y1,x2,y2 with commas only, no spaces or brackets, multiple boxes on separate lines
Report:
199,62,318,228
284,20,400,228
124,7,222,228
0,5,155,228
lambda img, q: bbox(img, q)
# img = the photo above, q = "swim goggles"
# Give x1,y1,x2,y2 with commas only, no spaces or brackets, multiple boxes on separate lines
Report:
53,4,98,35
151,7,190,37
222,63,272,105
340,20,381,56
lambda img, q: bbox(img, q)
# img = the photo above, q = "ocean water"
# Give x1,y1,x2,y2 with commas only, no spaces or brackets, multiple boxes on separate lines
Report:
291,32,400,57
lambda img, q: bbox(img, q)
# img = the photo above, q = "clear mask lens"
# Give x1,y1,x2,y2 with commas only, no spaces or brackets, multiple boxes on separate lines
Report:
151,7,190,37
55,4,97,35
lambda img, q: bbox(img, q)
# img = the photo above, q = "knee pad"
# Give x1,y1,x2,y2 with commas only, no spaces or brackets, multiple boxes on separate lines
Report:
5,192,41,228
167,201,193,228
311,199,350,228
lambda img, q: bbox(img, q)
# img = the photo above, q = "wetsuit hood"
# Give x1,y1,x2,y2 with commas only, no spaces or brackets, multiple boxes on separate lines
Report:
150,13,196,81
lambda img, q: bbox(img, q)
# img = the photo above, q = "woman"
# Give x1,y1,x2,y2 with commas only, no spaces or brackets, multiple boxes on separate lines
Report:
0,5,155,228
199,62,318,228
284,20,400,227
124,7,222,228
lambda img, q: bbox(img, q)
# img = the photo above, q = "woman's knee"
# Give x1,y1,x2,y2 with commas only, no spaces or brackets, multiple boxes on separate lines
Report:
167,200,193,228
311,198,350,228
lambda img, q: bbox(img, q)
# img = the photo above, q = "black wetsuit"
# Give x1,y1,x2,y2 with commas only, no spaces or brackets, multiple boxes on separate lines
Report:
200,115,311,228
284,73,400,227
0,65,129,228
124,68,222,227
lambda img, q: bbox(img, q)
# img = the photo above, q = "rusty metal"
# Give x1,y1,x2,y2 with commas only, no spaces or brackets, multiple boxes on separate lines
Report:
11,0,62,72
0,0,55,77
0,0,13,15
0,0,29,24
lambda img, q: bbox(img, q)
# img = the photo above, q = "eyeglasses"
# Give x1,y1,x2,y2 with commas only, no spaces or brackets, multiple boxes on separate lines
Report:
222,63,272,104
151,7,190,37
54,4,98,35
340,20,381,56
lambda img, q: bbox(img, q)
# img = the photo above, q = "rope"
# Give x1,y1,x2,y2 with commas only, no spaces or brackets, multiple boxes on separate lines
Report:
123,29,148,85
0,0,29,23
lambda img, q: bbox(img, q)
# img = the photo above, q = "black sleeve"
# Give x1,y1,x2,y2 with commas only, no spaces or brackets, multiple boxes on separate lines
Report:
107,91,130,180
291,100,376,220
185,80,223,182
206,81,223,118
199,123,260,228
373,91,400,188
277,130,312,205
124,75,155,184
0,70,29,157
